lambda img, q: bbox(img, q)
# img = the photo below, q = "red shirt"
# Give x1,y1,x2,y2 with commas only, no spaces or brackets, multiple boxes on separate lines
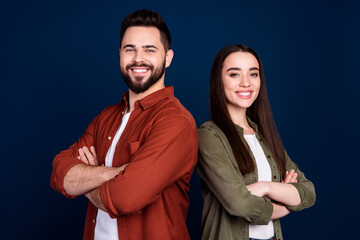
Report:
50,87,198,240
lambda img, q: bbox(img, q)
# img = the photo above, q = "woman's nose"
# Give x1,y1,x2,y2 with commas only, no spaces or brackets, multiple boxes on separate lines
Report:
239,76,250,87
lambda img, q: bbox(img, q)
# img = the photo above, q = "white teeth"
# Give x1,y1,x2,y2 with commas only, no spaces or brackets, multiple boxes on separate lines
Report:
237,92,250,96
133,69,147,73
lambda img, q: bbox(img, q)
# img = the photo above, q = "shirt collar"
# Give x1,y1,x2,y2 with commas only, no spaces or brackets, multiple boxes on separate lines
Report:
119,86,174,111
235,117,259,134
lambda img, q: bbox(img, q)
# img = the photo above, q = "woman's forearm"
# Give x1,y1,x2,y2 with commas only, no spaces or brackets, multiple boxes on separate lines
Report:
266,182,301,206
271,202,290,220
247,181,301,206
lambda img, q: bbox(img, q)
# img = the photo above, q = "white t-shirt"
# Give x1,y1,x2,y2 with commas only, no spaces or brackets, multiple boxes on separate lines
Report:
94,111,131,240
244,134,274,239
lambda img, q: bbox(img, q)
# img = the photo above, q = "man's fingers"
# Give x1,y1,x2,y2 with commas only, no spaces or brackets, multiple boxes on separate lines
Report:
82,146,96,165
78,146,99,166
78,148,89,164
90,146,99,165
90,146,97,157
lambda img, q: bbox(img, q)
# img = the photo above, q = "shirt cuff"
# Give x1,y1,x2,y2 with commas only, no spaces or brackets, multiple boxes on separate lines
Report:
251,197,273,225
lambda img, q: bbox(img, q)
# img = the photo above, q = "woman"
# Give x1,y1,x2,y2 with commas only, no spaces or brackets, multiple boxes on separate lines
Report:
197,44,316,240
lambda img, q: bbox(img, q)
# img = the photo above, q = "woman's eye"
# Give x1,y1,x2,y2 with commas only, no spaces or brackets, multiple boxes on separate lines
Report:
230,73,239,77
250,73,258,77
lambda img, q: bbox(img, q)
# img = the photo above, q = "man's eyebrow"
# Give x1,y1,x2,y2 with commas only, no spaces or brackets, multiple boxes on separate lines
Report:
142,45,158,49
226,67,259,72
123,44,135,48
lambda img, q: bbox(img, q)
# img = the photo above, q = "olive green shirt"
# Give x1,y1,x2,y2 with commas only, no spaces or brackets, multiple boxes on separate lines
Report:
197,120,316,240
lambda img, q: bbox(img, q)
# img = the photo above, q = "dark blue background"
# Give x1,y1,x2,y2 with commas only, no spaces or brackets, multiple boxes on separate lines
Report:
1,0,359,239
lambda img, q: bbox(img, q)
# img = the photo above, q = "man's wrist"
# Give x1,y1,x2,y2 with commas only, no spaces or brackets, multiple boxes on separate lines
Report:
102,166,122,181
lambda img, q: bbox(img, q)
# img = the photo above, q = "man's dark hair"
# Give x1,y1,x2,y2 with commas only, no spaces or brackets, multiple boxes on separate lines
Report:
120,9,171,51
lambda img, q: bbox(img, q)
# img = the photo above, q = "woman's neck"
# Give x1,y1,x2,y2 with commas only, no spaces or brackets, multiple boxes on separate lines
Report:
227,106,255,135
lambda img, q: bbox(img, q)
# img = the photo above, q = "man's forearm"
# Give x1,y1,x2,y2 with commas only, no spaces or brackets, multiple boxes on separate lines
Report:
85,187,107,212
63,164,122,196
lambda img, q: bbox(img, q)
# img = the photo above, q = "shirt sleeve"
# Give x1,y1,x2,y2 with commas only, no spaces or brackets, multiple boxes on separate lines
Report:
196,123,273,225
285,151,316,211
50,109,104,198
99,113,198,217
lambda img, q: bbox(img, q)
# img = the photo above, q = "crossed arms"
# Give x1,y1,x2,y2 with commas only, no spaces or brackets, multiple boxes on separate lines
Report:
50,108,198,217
197,124,316,224
63,146,128,211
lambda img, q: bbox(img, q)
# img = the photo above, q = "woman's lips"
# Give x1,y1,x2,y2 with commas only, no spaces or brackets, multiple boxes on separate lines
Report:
235,91,252,99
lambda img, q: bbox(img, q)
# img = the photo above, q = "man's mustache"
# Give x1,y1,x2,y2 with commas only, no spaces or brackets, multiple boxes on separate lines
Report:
126,63,154,71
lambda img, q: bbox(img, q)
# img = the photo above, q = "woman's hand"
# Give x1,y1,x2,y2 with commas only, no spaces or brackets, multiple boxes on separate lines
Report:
282,169,298,183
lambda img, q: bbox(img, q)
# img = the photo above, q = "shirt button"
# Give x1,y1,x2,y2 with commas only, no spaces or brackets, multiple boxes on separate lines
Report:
108,136,112,140
93,219,95,223
122,111,125,115
101,164,104,166
267,155,271,158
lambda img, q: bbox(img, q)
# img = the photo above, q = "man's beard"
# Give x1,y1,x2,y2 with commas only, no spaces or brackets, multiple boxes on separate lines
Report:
120,60,166,94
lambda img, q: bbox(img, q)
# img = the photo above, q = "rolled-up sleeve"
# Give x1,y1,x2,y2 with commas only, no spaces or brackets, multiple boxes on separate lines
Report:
197,124,273,225
285,152,316,211
50,111,100,198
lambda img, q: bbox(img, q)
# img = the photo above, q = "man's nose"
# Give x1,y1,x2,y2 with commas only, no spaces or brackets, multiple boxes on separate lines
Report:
133,50,145,62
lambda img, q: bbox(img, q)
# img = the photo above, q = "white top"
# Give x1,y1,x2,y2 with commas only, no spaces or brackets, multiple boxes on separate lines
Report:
94,111,131,240
244,134,274,239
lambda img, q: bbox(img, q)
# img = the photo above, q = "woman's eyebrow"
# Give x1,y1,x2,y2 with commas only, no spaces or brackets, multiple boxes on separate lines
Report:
226,67,241,72
226,67,259,72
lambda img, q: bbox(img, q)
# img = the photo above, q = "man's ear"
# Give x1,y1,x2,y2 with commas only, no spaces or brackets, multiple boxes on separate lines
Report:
165,49,174,68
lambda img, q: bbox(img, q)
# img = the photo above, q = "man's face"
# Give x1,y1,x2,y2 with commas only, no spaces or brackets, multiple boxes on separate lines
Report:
119,26,172,94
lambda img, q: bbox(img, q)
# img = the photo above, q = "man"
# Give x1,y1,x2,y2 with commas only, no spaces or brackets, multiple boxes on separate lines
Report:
50,9,198,240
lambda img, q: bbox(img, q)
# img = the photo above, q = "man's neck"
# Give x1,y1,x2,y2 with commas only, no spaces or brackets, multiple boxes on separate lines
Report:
128,78,165,112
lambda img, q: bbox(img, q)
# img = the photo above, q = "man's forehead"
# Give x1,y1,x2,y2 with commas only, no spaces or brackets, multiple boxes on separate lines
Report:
122,26,162,45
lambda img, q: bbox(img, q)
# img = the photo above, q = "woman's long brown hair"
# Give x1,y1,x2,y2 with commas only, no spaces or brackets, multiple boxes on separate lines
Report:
210,44,286,176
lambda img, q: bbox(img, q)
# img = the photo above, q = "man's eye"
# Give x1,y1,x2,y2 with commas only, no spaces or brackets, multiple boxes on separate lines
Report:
125,49,134,52
145,49,155,53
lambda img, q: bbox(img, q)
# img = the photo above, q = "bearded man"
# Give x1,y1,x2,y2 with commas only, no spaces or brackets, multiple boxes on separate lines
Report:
50,9,198,240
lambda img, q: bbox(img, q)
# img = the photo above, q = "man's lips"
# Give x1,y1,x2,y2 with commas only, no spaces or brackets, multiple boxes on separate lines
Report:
130,67,149,75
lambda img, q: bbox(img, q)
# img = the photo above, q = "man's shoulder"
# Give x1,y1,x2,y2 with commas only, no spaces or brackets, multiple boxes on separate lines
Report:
155,95,196,128
90,103,123,125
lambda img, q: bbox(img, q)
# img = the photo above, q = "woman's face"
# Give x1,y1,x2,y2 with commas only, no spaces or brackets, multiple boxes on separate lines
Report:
222,51,261,113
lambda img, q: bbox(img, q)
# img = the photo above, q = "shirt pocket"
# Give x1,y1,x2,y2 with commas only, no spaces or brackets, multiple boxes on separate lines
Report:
129,141,140,159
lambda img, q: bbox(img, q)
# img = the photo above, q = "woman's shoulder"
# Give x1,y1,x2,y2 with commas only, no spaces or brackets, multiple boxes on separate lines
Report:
198,121,228,142
198,120,220,134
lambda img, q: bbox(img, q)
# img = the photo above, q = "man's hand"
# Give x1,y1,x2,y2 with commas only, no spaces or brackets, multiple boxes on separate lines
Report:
85,188,107,212
78,146,99,166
